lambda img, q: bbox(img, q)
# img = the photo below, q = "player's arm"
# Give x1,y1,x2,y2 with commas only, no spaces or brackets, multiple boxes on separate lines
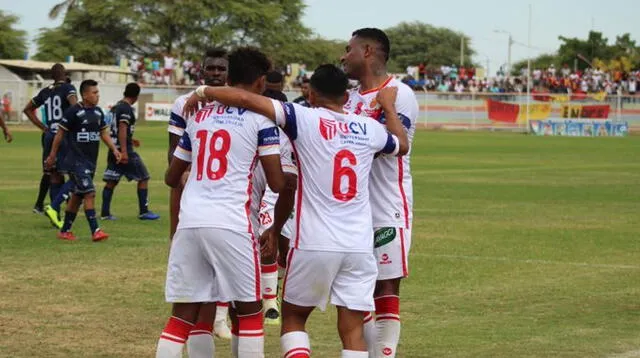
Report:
22,97,47,132
168,101,186,165
377,87,409,156
165,132,191,188
0,114,12,143
271,173,296,235
45,127,65,168
116,110,131,163
99,111,121,163
184,86,276,122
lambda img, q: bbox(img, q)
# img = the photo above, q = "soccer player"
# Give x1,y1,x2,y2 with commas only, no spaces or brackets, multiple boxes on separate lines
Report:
45,80,121,241
292,77,311,107
23,63,77,218
341,28,419,358
0,109,11,143
167,47,232,340
157,47,285,358
100,83,160,221
183,64,409,358
263,71,288,102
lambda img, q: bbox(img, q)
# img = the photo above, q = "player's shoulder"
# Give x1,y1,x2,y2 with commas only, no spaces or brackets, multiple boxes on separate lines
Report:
171,91,193,112
390,78,416,98
61,82,77,93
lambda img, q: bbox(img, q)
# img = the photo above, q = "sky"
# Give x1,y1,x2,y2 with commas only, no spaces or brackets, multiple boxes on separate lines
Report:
2,0,638,73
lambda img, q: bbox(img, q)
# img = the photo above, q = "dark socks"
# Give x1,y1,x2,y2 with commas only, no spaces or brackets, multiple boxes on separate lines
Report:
35,174,50,208
61,211,77,232
101,187,114,217
85,209,99,234
51,181,74,212
137,188,149,215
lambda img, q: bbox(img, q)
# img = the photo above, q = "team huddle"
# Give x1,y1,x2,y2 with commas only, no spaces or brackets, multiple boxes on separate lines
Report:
156,28,418,358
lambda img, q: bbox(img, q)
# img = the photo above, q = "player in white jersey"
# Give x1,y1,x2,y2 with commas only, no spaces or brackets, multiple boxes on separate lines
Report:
157,48,284,358
167,48,233,342
183,64,409,358
341,28,419,358
249,124,298,325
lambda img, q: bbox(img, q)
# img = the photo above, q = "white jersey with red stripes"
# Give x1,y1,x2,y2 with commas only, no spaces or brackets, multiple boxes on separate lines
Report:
250,128,298,238
273,101,400,253
174,102,281,233
343,77,418,229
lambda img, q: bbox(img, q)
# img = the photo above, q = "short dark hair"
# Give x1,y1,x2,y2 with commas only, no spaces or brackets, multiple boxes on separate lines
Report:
204,47,227,60
227,47,271,86
80,79,98,95
301,77,310,84
52,63,66,81
124,82,141,98
352,27,390,63
266,70,283,84
310,64,348,99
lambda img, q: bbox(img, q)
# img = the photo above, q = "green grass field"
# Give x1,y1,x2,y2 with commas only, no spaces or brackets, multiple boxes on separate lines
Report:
1,125,639,358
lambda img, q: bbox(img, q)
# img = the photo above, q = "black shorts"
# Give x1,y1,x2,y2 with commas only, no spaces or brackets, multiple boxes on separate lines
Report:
42,131,68,173
102,151,150,183
66,161,96,195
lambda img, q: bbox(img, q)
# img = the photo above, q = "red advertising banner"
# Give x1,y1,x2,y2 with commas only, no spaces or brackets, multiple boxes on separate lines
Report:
486,99,519,123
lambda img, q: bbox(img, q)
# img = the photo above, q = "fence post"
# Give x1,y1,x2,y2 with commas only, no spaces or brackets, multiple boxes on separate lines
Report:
472,92,476,130
423,89,428,130
617,89,622,122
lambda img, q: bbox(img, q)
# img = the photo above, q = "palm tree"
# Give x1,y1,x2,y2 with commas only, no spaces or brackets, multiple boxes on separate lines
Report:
48,0,79,20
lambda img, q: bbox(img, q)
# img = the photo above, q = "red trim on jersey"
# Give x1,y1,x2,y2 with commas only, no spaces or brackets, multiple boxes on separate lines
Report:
400,228,408,277
251,232,261,300
290,142,303,249
397,157,409,229
359,76,393,95
245,154,258,234
281,248,296,299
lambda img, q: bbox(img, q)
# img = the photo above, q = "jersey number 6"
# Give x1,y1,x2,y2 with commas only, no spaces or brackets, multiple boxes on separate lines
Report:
332,149,357,202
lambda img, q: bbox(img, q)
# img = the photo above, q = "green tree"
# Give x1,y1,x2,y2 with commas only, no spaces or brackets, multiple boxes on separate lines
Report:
35,1,137,64
0,11,27,59
512,54,559,74
48,0,79,20
384,21,475,73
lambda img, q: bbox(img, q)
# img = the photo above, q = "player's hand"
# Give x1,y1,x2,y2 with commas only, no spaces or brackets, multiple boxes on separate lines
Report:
4,130,12,143
113,150,123,164
259,228,277,258
376,86,398,110
44,154,55,169
132,138,141,147
119,151,129,165
182,92,203,119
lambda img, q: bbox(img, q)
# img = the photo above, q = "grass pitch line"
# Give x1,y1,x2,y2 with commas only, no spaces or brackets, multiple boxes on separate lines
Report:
418,253,640,270
608,350,640,358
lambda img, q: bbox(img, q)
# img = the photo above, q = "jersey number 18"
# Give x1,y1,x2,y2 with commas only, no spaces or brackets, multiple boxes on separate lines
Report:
195,129,230,181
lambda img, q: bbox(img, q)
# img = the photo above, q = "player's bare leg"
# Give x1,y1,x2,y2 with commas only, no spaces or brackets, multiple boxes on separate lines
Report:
373,278,402,358
156,302,200,358
100,180,118,220
280,301,313,358
336,306,368,357
234,301,264,357
261,246,279,325
187,302,215,358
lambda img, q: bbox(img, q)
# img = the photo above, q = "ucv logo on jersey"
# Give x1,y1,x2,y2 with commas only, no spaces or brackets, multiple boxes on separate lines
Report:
319,117,368,141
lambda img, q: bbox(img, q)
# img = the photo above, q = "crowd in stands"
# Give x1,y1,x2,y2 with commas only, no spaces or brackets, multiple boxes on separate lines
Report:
402,63,640,96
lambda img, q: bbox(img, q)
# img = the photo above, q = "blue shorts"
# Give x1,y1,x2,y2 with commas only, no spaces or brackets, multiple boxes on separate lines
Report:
102,151,150,183
42,131,68,173
64,160,96,195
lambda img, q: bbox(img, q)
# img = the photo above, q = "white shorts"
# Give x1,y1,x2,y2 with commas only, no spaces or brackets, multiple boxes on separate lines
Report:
165,227,261,303
374,227,411,280
282,249,377,312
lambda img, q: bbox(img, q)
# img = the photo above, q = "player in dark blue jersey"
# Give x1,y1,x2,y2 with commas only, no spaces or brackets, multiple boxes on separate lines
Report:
23,63,77,215
100,83,159,221
45,80,121,242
